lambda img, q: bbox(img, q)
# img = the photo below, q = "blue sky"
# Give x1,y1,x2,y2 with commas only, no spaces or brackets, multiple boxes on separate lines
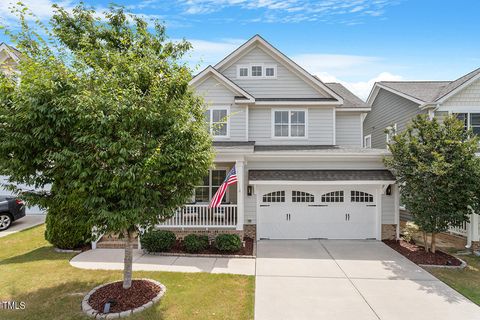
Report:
1,0,479,99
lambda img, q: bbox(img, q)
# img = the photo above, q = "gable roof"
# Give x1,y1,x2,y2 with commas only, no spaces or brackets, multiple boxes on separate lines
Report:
367,67,480,107
324,82,369,109
189,65,255,103
214,35,343,104
0,43,22,63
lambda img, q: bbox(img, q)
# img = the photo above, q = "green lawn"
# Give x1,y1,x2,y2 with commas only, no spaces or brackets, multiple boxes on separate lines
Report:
0,225,255,320
426,254,480,305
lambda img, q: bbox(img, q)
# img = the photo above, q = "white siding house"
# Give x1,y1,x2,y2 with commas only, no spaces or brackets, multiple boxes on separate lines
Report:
159,35,399,241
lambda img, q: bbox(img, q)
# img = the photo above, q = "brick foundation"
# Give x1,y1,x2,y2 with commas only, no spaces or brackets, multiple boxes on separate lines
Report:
472,241,480,252
243,224,257,239
163,228,244,241
381,224,397,240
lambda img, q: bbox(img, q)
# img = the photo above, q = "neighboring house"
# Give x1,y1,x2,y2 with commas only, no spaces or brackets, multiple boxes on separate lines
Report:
364,67,480,249
157,35,399,241
0,43,47,215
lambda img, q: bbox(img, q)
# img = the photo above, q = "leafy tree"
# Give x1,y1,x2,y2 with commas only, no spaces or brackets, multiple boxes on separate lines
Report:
0,4,214,288
384,115,480,253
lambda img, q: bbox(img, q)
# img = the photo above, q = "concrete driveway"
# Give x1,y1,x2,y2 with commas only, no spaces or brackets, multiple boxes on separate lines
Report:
0,214,45,238
255,240,480,320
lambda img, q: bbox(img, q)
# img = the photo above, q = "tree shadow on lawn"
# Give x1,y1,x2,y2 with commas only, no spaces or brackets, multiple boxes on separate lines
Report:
0,279,168,320
0,246,73,266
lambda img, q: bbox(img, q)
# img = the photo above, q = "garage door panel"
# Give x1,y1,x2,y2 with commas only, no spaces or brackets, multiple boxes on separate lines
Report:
258,186,378,240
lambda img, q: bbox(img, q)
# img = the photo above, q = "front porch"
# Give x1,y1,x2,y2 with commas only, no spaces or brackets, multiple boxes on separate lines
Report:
157,160,246,232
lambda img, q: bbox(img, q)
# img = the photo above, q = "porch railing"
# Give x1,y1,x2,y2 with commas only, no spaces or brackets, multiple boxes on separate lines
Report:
448,221,468,237
157,204,237,228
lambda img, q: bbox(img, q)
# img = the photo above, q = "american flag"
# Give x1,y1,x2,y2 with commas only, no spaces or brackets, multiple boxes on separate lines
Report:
209,166,238,208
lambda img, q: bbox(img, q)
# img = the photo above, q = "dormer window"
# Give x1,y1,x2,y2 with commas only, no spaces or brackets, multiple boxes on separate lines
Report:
251,65,262,77
237,64,277,79
239,66,248,77
265,65,276,77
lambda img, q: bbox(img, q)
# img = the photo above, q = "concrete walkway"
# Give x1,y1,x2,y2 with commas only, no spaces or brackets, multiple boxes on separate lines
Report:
70,249,255,275
255,240,480,320
0,214,46,238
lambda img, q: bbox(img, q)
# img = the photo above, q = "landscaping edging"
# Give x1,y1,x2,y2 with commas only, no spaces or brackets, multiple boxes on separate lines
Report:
144,250,255,259
420,258,467,269
81,279,166,319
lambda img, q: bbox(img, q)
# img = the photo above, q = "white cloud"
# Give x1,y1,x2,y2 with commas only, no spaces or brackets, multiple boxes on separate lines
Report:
180,38,246,70
179,0,400,24
315,71,403,100
0,0,74,21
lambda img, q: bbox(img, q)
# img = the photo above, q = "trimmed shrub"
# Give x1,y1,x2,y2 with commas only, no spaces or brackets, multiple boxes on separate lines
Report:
183,234,209,253
140,230,176,252
214,234,242,252
45,206,92,250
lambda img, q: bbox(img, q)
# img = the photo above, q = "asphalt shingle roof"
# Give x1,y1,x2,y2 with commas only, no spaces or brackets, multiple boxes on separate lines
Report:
325,82,369,108
249,170,395,181
378,68,480,103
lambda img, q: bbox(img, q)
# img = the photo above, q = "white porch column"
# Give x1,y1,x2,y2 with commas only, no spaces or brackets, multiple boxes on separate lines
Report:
236,160,245,231
394,184,400,240
472,212,479,242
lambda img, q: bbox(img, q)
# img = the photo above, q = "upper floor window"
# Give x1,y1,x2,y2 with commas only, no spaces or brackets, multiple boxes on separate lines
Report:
273,110,307,138
239,67,248,77
236,64,277,79
265,65,276,78
364,135,372,148
251,65,262,77
205,108,229,137
455,113,480,135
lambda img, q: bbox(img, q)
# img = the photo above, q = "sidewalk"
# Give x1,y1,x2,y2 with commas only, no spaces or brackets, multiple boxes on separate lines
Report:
0,215,46,238
70,248,255,275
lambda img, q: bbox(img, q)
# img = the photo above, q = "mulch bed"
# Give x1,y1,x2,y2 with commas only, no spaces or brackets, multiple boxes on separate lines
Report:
168,237,254,256
88,280,161,313
383,239,462,266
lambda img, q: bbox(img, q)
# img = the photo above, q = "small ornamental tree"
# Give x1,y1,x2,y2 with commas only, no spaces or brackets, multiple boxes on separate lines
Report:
0,5,214,288
384,115,480,253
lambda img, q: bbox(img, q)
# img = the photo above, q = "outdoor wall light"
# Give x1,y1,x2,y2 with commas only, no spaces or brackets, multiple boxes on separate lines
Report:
386,185,392,196
247,185,253,196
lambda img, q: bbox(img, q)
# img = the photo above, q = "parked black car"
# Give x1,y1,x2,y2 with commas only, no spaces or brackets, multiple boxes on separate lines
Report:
0,196,26,231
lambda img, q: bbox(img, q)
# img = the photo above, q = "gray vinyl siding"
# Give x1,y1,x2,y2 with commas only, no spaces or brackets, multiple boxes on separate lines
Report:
220,46,331,98
336,112,362,147
442,78,480,107
246,159,386,171
244,193,257,224
364,88,425,149
249,107,334,145
381,194,395,224
195,76,247,141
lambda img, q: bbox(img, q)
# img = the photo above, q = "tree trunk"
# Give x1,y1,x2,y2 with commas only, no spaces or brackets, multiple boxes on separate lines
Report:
123,230,133,289
431,232,436,254
422,231,429,253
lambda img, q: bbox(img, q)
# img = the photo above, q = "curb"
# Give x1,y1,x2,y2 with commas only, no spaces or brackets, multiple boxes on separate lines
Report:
81,278,166,319
420,257,467,269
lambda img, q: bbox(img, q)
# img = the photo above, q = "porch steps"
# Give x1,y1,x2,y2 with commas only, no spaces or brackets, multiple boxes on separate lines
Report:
95,234,139,249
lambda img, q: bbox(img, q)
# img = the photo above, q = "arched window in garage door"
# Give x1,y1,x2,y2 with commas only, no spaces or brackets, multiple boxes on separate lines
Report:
321,191,344,203
350,191,374,203
292,191,314,203
262,191,285,203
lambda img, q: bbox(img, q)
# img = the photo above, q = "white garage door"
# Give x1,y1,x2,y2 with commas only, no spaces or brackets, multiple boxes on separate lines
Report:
257,186,377,240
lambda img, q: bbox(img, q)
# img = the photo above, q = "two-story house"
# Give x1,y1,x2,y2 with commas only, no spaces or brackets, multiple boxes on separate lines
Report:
364,67,480,249
158,35,399,241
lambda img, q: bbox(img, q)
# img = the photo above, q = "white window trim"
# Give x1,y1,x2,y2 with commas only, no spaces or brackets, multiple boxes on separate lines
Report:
364,134,372,148
194,168,230,204
448,111,480,131
385,123,397,144
207,106,230,138
271,108,308,139
236,63,277,79
237,65,249,78
264,64,277,79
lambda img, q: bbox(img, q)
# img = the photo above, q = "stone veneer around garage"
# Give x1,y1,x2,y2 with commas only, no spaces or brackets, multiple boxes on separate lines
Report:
381,224,397,240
